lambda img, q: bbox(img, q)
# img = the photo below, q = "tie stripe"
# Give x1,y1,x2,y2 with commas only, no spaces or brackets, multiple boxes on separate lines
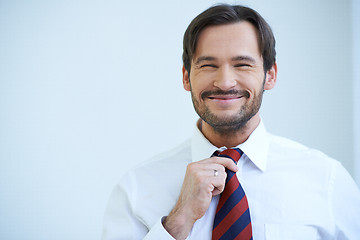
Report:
233,222,252,240
212,148,252,240
213,197,249,235
215,175,242,214
219,148,241,164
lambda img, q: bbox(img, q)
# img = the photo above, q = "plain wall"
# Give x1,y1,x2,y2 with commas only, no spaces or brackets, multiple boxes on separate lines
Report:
0,0,357,239
353,0,360,186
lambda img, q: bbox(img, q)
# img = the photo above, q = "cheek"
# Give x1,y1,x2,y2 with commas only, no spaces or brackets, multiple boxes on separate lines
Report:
191,85,205,101
189,75,210,97
240,72,265,91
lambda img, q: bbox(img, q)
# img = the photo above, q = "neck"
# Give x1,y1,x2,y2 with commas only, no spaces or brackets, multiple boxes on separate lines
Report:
198,113,261,148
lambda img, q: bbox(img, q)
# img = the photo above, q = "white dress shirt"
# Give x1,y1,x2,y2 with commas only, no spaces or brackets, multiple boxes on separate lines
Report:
102,121,360,240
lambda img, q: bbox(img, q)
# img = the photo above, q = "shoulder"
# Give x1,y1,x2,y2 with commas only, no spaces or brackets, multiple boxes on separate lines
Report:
268,133,330,157
113,140,192,219
118,139,192,188
267,133,339,168
134,139,192,171
265,133,351,195
114,138,191,192
268,133,308,150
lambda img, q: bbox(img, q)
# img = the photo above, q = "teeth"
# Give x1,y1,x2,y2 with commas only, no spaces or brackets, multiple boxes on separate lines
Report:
208,96,241,100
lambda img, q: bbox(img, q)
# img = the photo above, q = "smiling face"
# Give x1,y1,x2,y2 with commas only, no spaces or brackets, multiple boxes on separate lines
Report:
183,21,277,134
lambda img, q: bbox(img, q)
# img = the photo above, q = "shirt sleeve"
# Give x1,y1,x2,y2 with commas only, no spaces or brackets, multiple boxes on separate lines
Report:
331,161,360,239
102,173,175,240
143,217,176,240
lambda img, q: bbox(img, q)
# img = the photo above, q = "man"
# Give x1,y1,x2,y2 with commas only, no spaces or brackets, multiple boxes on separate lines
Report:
102,4,360,240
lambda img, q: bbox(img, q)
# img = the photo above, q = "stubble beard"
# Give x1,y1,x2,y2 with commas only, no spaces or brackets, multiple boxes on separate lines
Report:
191,86,264,135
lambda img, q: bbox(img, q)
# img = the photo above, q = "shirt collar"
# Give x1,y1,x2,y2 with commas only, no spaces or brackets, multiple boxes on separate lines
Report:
191,119,269,172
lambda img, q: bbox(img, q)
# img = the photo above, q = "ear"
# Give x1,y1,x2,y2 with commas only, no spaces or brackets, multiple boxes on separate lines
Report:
182,66,191,92
264,63,277,90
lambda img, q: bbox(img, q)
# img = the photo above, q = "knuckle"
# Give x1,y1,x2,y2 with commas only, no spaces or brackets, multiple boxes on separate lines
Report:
223,172,227,181
187,163,197,172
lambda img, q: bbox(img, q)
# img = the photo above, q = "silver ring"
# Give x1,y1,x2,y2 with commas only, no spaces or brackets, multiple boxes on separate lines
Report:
214,170,219,177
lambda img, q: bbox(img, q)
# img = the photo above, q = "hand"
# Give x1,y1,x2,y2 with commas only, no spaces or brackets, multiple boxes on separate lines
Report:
163,157,238,239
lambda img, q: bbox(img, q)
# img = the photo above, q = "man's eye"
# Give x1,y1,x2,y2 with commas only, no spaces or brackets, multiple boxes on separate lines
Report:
200,64,217,68
234,64,251,68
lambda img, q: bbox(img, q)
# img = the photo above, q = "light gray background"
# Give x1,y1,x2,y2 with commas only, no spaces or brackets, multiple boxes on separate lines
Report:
1,0,359,239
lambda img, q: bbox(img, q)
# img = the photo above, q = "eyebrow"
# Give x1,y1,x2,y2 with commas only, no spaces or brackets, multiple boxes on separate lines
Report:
194,56,216,65
194,55,257,65
231,56,256,63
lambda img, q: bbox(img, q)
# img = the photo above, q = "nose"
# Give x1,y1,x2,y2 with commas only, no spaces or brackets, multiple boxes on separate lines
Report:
213,65,237,90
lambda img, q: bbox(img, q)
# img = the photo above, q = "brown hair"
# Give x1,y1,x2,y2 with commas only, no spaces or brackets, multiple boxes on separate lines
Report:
183,4,276,73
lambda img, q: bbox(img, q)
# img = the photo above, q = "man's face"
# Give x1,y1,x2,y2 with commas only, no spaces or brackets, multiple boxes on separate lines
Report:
183,21,276,133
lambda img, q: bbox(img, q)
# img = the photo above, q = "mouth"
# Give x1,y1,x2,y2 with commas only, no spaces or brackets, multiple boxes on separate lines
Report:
207,95,243,100
206,95,244,105
201,89,249,101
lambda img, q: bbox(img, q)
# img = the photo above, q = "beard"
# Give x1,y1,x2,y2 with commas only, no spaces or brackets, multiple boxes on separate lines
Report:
191,84,264,135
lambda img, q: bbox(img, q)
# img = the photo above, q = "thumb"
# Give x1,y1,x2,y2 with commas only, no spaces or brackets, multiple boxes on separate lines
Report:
217,157,239,172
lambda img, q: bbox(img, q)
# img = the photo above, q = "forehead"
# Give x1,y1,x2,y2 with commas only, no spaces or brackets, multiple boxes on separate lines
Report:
193,21,261,62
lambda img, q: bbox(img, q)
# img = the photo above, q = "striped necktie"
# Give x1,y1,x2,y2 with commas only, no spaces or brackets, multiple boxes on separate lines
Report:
212,148,253,240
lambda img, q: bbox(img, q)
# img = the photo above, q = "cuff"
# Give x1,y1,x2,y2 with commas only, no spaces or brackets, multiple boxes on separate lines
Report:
143,217,175,240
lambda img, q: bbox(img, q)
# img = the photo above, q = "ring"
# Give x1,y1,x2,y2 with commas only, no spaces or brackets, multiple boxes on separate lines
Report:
214,170,219,177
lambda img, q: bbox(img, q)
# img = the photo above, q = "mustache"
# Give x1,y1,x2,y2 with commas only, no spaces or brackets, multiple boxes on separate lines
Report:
201,89,250,100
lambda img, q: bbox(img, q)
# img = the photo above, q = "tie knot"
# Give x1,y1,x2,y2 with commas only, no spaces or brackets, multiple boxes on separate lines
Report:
217,148,243,164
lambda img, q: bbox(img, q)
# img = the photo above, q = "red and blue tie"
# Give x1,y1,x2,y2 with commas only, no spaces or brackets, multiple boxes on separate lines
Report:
212,148,253,240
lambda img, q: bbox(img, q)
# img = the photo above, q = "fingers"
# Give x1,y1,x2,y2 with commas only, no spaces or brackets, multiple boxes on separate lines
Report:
207,163,227,181
211,171,227,196
167,155,238,226
204,156,239,173
197,157,238,197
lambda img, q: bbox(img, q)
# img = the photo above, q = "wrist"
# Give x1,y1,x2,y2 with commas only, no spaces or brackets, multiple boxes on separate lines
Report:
162,207,196,240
